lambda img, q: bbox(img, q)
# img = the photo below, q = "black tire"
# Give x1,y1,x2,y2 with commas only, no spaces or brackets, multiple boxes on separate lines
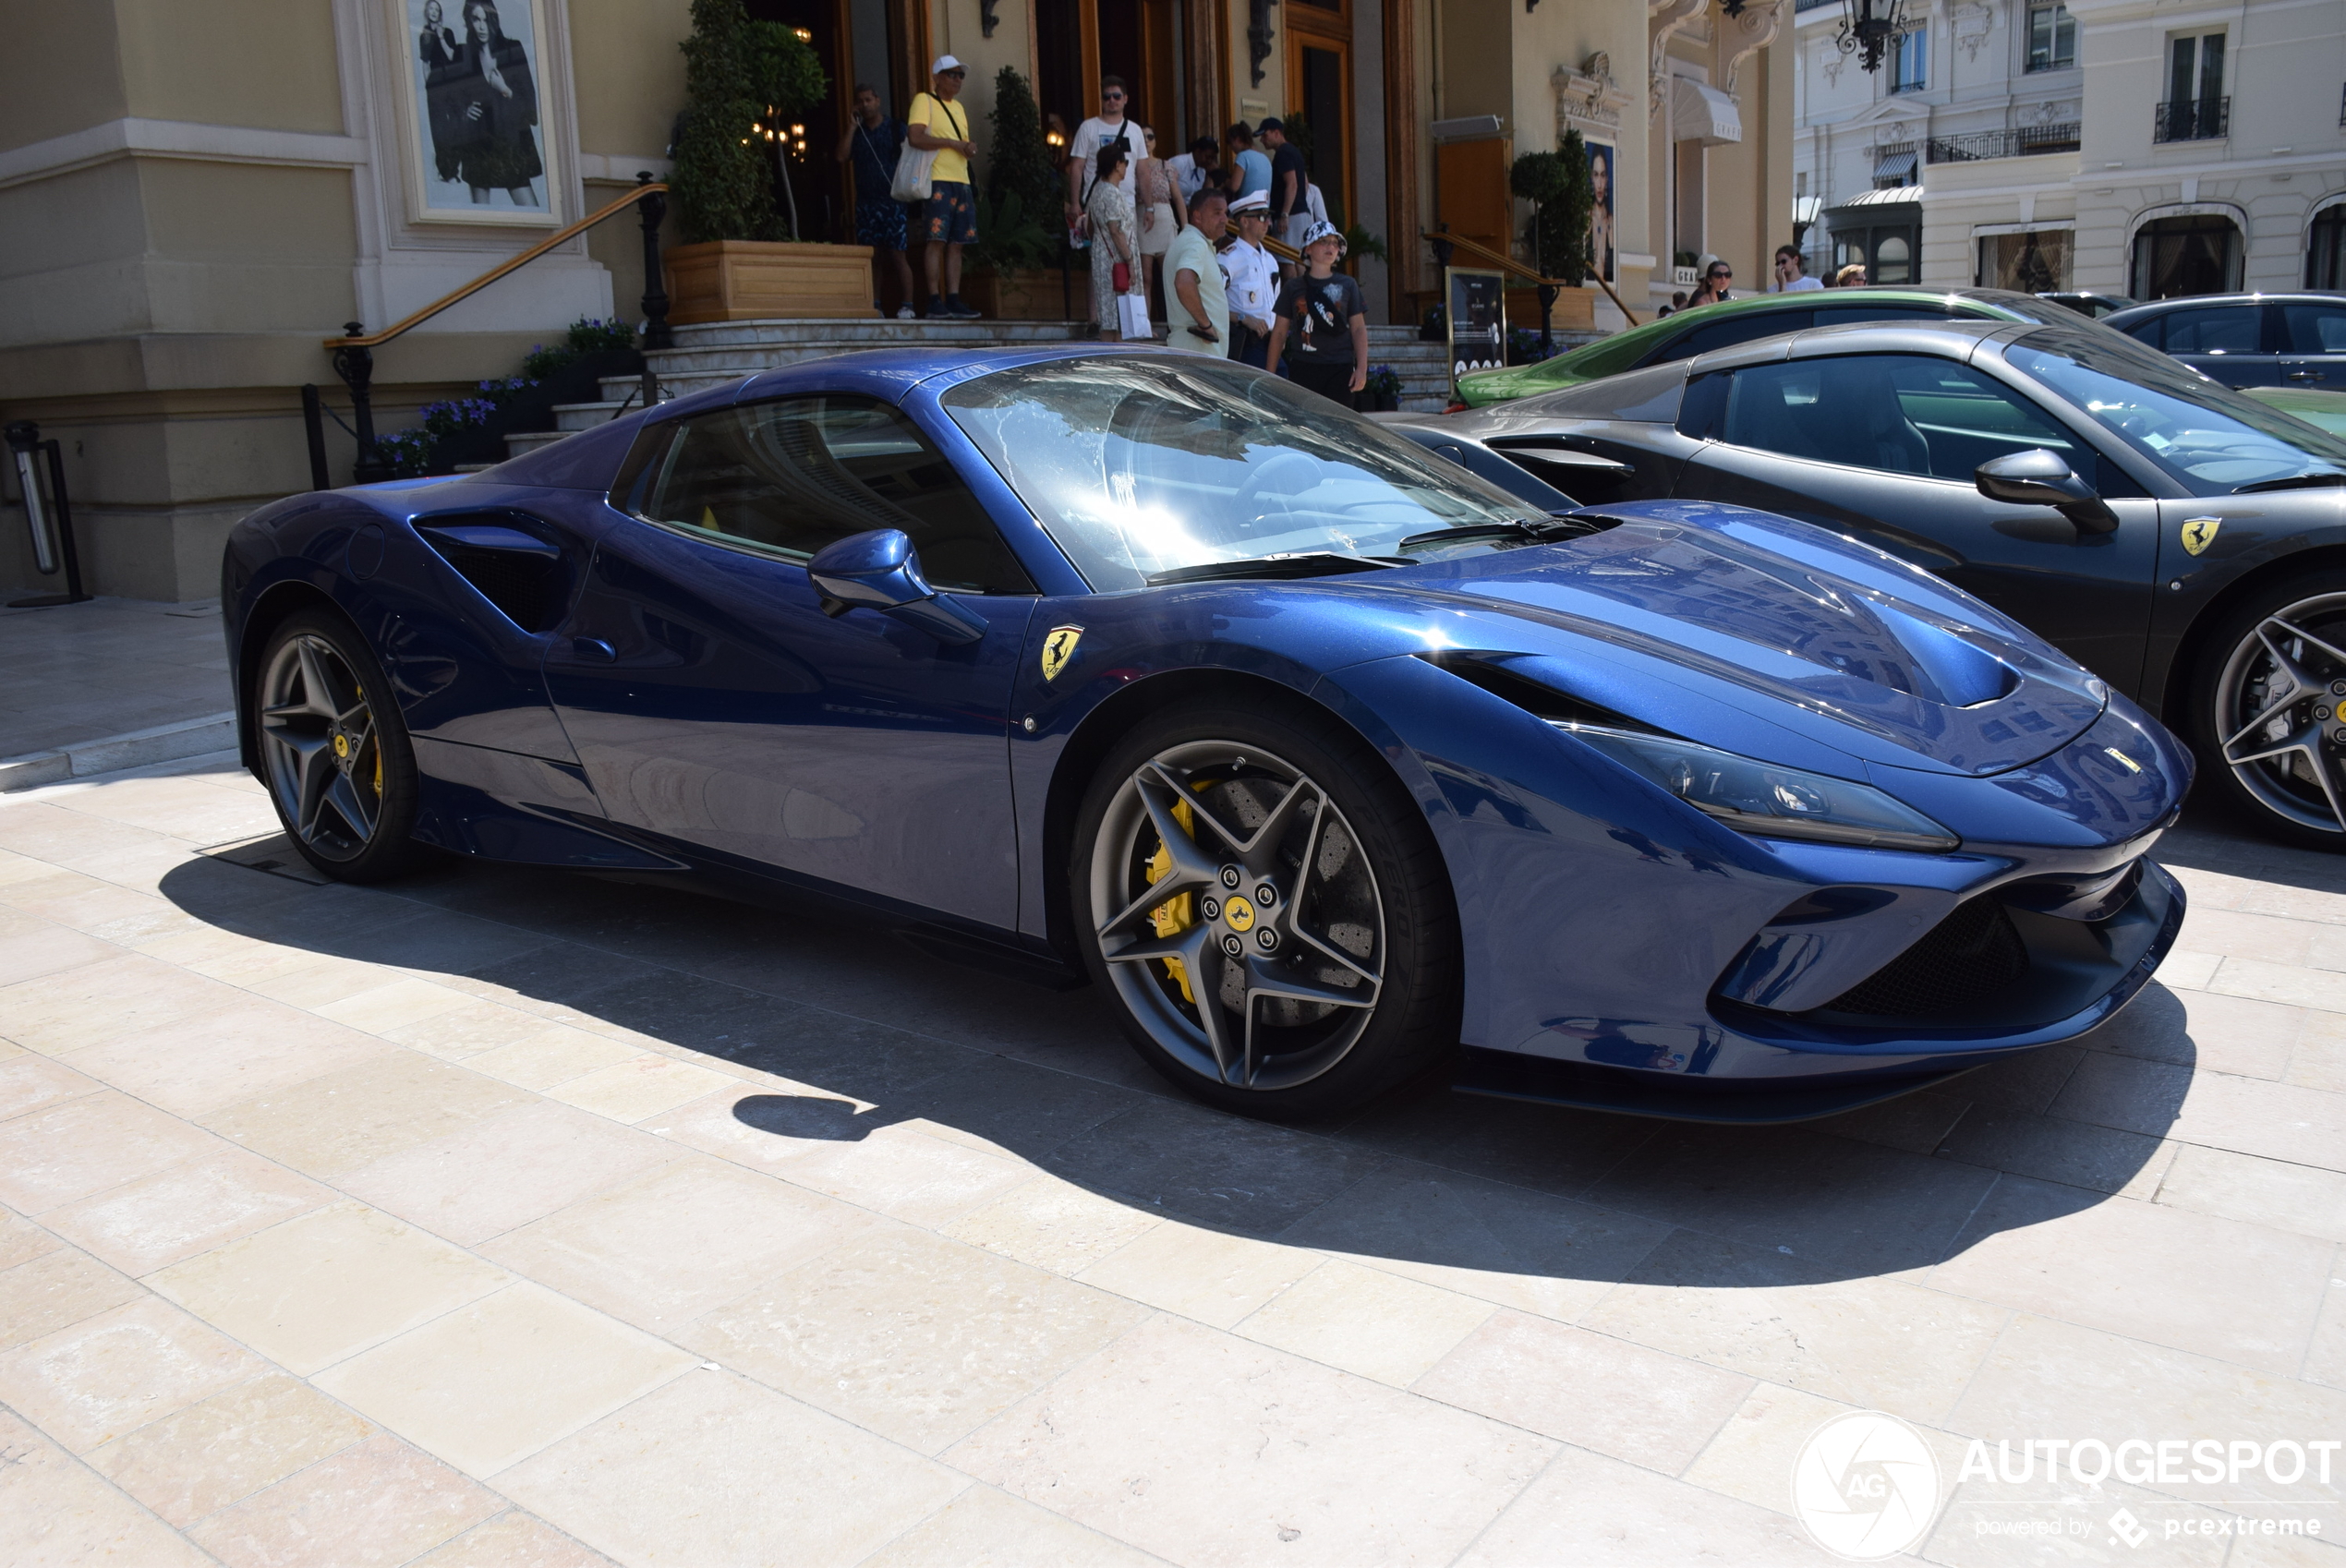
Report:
2186,568,2346,851
1070,693,1461,1118
253,609,429,882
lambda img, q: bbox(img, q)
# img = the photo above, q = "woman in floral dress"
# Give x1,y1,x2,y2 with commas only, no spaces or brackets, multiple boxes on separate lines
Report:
1085,144,1142,341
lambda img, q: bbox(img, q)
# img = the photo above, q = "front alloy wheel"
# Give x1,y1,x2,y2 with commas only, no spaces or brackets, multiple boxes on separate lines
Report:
256,610,425,881
1074,702,1459,1116
2203,582,2346,846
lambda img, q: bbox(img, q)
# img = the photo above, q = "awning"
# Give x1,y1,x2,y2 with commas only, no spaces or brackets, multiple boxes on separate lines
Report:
1873,149,1917,180
1671,79,1742,146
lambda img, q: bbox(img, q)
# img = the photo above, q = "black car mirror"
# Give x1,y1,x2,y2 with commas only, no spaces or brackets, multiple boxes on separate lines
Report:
808,528,987,643
1974,449,2119,535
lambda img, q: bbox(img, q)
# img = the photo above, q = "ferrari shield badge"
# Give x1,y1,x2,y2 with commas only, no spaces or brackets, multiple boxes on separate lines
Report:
1041,624,1084,681
2180,516,2221,557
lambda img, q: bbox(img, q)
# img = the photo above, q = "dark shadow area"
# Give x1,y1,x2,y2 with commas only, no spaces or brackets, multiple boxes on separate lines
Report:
2153,791,2346,897
158,833,2196,1292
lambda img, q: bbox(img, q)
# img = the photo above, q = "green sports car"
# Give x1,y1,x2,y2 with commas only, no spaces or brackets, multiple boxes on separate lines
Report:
2244,383,2346,439
1456,286,2096,407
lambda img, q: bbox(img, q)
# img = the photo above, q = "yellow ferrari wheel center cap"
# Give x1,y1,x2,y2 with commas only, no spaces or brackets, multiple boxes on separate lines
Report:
1223,896,1256,932
332,733,349,760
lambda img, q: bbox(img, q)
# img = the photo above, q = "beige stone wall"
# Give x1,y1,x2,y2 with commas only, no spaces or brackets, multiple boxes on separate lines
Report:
0,2,128,148
114,0,345,133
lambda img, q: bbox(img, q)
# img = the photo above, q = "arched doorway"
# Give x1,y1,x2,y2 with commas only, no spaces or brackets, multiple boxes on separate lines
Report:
2309,201,2346,289
2130,211,2243,299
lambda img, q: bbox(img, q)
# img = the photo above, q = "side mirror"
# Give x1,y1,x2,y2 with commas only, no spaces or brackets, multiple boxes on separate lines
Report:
1975,449,2119,535
807,528,987,644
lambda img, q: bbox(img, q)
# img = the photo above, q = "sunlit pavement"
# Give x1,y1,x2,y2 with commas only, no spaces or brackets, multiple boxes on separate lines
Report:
0,751,2340,1568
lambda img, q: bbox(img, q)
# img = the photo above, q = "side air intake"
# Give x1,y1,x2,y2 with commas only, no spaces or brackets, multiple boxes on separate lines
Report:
415,516,570,633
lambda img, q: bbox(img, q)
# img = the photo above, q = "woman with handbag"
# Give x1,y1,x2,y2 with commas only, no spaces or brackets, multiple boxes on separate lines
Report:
1085,144,1143,341
1133,128,1179,309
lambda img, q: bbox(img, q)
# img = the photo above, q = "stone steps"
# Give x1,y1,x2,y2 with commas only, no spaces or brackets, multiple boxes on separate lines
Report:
502,318,1601,455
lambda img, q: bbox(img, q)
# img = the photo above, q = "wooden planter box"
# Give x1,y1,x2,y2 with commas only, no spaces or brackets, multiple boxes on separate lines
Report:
664,240,878,323
1504,284,1597,335
962,266,1074,321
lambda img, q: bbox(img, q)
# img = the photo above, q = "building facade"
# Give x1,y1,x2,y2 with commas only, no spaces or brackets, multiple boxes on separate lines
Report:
2,0,1787,600
1794,0,2346,299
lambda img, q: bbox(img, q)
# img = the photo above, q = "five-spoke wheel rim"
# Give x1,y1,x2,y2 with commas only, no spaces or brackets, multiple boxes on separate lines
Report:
1091,741,1385,1091
259,633,382,862
2216,592,2346,836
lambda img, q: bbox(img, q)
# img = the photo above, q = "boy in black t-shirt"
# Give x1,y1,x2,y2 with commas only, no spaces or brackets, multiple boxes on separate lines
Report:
1266,222,1369,407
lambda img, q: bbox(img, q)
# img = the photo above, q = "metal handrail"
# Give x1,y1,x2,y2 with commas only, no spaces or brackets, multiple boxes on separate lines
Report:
318,175,673,484
324,181,668,350
1925,124,2081,163
1422,229,1642,329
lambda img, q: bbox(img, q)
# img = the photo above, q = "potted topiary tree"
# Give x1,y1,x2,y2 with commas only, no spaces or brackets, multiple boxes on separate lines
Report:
1508,130,1599,335
663,0,874,321
963,68,1070,320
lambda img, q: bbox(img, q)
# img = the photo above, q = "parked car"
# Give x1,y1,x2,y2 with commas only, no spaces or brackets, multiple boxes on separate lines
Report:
2101,292,2346,390
1388,317,2346,848
1455,287,2101,408
224,346,2188,1123
2246,383,2346,440
2037,292,2136,320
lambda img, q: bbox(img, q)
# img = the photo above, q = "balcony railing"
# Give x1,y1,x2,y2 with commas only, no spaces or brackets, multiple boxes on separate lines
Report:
2153,97,2229,142
1925,123,2082,163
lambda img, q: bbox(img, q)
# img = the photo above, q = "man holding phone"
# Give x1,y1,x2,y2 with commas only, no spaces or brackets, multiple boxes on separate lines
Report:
1166,187,1230,355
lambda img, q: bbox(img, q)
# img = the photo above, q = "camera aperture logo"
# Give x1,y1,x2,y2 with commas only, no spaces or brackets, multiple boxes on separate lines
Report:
1793,1411,1941,1561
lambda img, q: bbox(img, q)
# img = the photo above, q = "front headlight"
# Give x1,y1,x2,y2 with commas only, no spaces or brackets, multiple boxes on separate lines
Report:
1558,724,1959,852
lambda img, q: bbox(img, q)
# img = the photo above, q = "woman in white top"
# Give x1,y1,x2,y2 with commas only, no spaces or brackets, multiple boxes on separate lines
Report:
1134,127,1180,309
1085,144,1143,340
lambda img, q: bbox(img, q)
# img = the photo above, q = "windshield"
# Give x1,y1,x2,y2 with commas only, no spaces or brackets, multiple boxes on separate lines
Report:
2006,329,2346,493
940,356,1540,590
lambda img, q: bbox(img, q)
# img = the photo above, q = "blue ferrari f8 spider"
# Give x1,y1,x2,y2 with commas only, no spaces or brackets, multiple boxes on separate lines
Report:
223,346,2190,1120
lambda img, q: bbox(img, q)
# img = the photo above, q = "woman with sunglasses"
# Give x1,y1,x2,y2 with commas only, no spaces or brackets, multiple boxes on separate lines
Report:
1687,259,1734,308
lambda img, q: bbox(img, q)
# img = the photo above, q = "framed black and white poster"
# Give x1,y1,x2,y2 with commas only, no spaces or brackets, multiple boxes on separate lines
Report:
395,0,562,224
1446,268,1506,393
1585,139,1615,283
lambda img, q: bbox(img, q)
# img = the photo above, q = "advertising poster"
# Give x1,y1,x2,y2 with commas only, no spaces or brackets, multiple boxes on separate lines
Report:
1446,268,1506,394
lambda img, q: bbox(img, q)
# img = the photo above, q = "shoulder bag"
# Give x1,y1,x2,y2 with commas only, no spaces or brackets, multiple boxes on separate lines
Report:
891,96,961,204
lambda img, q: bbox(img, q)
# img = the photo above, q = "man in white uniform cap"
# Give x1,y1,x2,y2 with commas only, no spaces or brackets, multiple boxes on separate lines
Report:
1220,190,1278,368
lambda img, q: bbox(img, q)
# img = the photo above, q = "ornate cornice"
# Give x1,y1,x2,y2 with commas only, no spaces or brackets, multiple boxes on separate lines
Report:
1556,53,1635,133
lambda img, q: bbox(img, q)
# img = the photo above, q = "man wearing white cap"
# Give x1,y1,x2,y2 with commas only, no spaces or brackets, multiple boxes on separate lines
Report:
906,55,981,319
1220,190,1278,368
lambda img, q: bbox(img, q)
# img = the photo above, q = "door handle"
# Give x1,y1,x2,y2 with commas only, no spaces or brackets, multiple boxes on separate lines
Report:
2287,370,2327,382
570,636,616,663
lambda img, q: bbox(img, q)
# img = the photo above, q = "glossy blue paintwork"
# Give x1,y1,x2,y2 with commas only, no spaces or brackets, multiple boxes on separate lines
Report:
224,344,2194,1110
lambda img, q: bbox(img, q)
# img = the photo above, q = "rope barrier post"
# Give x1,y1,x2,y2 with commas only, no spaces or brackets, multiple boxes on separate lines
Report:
635,174,673,351
6,421,92,609
300,384,332,491
332,324,392,484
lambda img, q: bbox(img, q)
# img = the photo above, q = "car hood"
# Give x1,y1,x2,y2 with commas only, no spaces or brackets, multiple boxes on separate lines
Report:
1350,501,2106,778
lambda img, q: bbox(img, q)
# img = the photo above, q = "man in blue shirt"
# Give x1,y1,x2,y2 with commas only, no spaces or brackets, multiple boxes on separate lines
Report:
836,83,915,318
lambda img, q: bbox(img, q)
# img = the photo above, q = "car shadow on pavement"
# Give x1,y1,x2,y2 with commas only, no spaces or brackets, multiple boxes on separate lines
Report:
158,838,2195,1294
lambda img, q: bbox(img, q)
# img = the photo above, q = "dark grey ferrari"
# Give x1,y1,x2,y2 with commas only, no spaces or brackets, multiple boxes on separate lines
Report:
1388,317,2346,848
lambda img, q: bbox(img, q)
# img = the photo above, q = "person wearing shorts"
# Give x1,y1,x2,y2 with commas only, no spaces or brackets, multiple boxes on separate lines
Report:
836,83,913,317
907,55,980,318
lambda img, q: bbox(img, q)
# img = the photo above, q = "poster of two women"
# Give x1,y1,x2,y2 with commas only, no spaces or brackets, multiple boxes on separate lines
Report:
405,0,557,221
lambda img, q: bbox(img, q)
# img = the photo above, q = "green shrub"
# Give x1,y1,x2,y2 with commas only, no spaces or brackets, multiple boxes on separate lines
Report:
985,68,1063,261
672,0,778,244
1510,129,1595,285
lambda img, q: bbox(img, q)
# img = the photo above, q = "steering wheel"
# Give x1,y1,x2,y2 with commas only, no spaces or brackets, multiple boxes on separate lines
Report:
1235,452,1323,524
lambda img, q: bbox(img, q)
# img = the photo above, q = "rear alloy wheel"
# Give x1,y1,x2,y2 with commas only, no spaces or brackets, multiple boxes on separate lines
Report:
2195,572,2346,849
256,609,426,882
1072,700,1459,1117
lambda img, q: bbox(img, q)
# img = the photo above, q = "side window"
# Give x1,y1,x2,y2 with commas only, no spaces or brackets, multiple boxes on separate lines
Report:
2283,304,2346,354
1652,308,1813,365
1718,355,2083,481
2123,316,2164,349
616,397,1034,594
1817,304,1958,326
2158,306,2261,355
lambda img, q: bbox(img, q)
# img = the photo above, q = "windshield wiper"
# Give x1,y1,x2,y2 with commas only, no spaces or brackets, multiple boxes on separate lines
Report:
1145,552,1408,587
1394,516,1589,554
2234,470,2346,494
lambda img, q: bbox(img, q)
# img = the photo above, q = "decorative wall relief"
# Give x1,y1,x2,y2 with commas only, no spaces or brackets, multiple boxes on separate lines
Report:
1723,0,1787,92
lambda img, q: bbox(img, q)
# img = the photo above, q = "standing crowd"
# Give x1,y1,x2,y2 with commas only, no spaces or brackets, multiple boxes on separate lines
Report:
841,58,1373,405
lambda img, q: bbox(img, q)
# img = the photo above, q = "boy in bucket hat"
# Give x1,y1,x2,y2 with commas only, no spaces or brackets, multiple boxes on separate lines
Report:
1265,221,1369,405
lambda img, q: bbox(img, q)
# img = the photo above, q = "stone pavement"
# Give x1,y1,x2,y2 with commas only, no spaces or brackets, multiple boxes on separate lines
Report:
0,597,232,761
0,752,2341,1567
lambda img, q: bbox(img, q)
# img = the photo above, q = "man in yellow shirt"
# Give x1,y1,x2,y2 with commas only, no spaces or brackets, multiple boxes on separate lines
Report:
906,55,981,319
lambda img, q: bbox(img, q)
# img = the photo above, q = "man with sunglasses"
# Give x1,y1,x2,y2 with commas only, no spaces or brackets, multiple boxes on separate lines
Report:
1064,78,1138,245
907,55,981,319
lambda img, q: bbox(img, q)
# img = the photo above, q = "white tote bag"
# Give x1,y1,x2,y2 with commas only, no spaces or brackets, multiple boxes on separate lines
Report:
889,141,937,204
1117,292,1152,341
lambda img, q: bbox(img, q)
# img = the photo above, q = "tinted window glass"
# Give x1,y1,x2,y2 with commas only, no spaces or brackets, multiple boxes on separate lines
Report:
1817,304,1956,326
1514,359,1687,422
2159,306,2261,355
1721,354,2081,480
2008,331,2346,492
1656,308,1812,363
618,397,1033,593
2283,304,2346,354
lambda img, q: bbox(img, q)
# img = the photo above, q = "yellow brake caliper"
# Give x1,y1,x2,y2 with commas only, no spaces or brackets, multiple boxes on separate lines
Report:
1145,795,1201,1003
